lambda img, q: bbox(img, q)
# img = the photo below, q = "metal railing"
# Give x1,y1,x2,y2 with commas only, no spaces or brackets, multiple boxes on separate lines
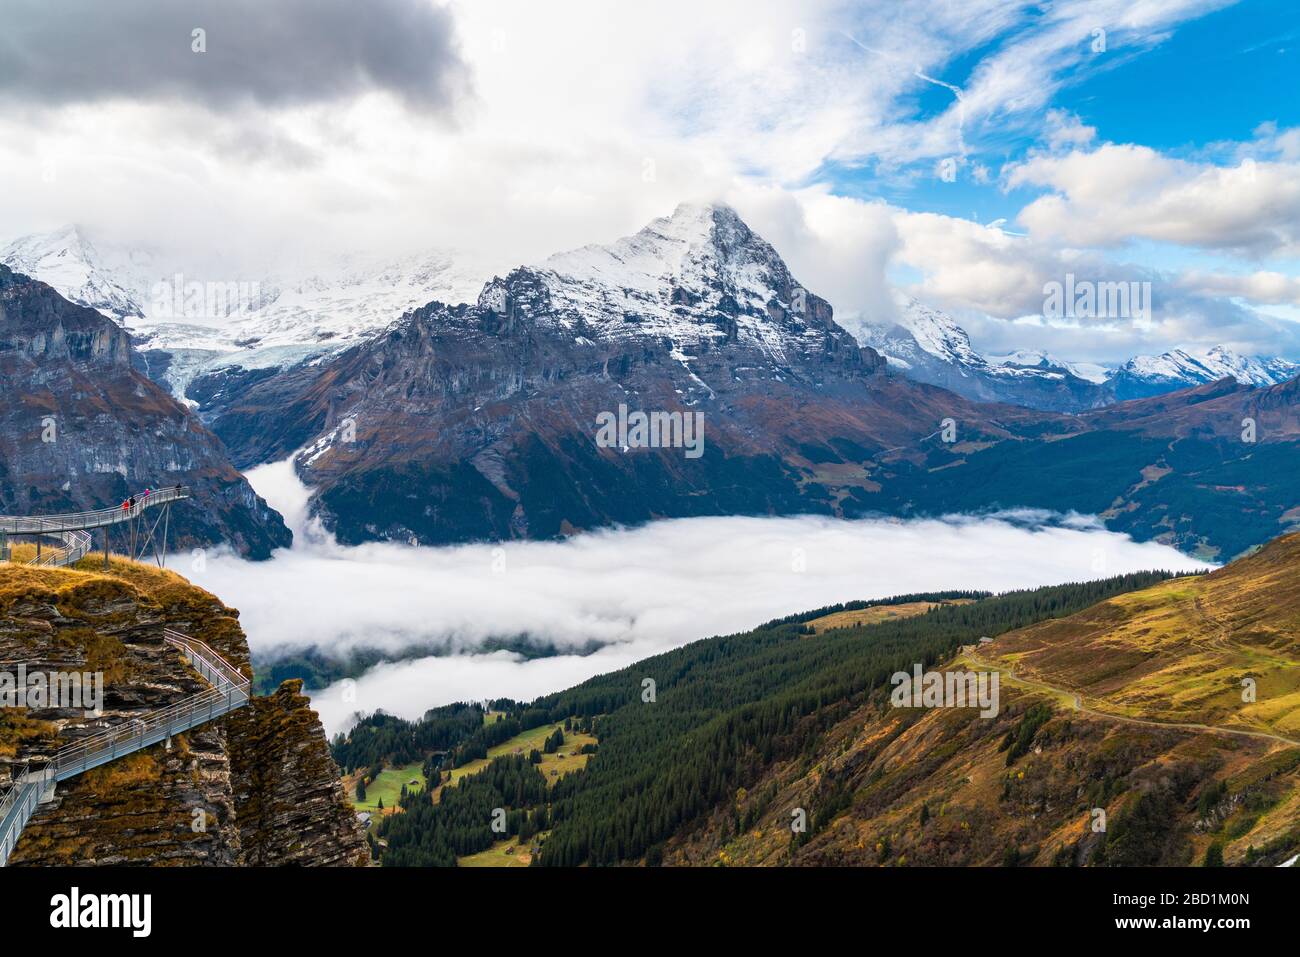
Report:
0,486,191,535
24,529,93,569
0,628,250,866
0,763,47,867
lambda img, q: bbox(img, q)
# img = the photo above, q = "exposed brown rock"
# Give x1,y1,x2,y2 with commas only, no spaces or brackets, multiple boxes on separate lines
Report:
227,680,369,867
0,263,291,559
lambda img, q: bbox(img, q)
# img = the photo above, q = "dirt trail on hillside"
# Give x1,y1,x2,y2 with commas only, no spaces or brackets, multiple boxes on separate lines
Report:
964,650,1300,750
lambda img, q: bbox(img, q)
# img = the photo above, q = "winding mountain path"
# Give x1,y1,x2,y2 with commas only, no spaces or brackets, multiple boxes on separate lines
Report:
963,648,1300,750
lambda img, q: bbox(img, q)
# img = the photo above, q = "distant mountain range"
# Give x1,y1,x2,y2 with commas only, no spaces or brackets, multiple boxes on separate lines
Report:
860,299,1298,411
190,204,1300,558
206,203,990,544
1107,346,1300,401
4,208,1299,560
5,223,1296,416
0,225,491,403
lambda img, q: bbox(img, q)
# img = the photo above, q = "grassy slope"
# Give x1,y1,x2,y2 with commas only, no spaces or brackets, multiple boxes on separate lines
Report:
982,534,1300,736
667,535,1300,867
458,835,539,867
806,599,974,633
438,722,596,797
346,761,425,816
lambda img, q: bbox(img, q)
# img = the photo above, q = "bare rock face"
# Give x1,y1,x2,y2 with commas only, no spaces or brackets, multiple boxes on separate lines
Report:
0,560,363,866
227,680,369,867
0,264,290,559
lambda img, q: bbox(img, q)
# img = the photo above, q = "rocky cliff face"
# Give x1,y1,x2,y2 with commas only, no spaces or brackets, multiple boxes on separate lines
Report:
227,679,369,866
0,265,290,559
0,558,365,866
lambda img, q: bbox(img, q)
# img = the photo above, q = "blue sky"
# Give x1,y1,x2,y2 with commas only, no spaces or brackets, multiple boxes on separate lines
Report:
839,0,1297,233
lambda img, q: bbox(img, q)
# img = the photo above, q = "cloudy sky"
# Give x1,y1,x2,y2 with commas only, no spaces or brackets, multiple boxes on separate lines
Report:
1,0,1297,361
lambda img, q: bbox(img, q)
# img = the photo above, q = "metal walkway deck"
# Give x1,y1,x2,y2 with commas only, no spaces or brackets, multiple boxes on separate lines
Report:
0,629,250,866
0,486,190,568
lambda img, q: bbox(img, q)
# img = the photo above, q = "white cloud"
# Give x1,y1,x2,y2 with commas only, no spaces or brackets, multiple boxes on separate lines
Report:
1043,109,1097,151
204,462,1208,736
1008,144,1300,256
894,210,1054,317
1179,270,1300,306
0,0,1281,364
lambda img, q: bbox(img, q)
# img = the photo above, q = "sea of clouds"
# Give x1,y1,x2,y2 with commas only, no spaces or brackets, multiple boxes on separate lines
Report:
190,458,1210,736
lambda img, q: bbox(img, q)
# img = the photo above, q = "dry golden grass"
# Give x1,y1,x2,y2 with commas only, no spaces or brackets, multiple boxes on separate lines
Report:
806,599,973,634
982,533,1300,738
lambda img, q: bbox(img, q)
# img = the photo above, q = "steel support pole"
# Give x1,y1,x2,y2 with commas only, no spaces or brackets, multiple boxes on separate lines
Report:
160,503,170,568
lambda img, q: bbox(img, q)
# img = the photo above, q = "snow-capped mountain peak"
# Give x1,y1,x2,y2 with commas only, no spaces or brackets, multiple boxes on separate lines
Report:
987,350,1112,385
1,223,495,401
896,298,986,369
492,203,840,366
1,224,148,323
855,298,986,376
991,349,1061,370
541,202,789,305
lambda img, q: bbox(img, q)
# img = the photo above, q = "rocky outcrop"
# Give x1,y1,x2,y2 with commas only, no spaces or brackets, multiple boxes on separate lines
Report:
227,680,368,867
0,265,290,559
0,559,363,866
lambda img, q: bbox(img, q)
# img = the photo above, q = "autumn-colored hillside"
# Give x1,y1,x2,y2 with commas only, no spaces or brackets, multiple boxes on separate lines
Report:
663,536,1300,867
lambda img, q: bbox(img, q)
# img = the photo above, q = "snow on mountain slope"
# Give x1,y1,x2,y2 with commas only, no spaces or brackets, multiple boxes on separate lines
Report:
2,224,492,400
856,300,1112,410
0,224,149,323
526,202,837,369
132,249,490,354
859,298,1296,410
10,221,1295,413
857,298,989,375
986,350,1112,384
896,298,986,369
1060,361,1111,385
1111,346,1299,399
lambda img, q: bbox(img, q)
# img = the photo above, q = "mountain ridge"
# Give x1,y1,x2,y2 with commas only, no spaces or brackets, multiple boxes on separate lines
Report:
341,539,1300,867
0,264,290,558
8,218,1296,416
